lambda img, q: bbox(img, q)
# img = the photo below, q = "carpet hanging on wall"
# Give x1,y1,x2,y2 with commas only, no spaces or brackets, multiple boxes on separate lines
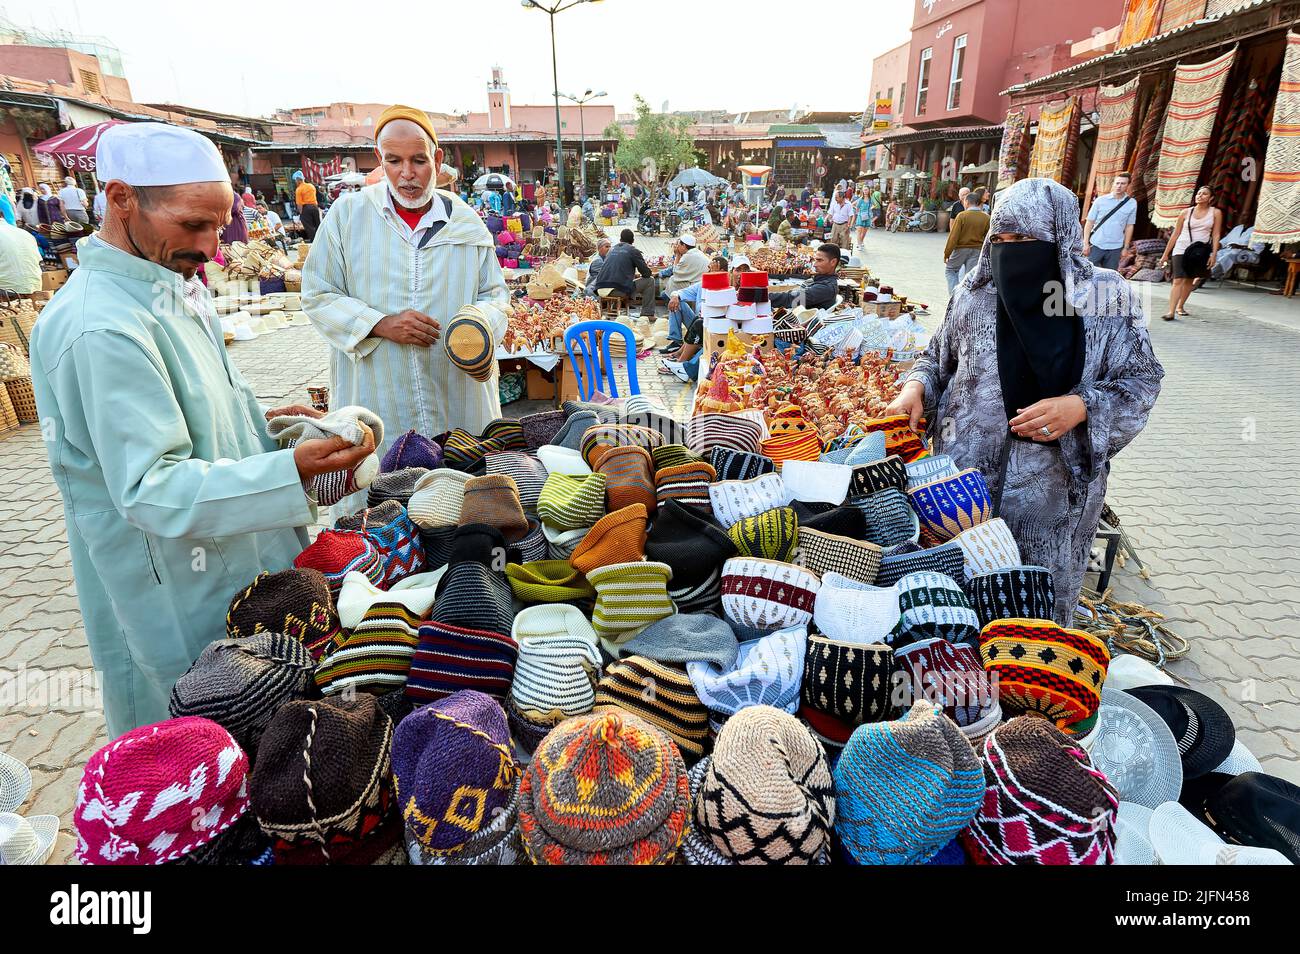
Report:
1158,0,1207,34
1151,46,1237,227
1129,78,1172,204
1117,0,1160,49
1027,97,1081,184
997,109,1030,190
1254,30,1300,248
1206,74,1272,228
1093,77,1142,195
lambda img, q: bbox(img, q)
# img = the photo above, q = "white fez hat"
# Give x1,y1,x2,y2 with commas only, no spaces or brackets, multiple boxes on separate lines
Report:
679,233,697,247
97,122,230,187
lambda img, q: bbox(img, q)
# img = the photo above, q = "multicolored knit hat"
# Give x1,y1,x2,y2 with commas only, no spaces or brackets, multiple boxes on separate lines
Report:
314,602,424,696
980,619,1111,728
953,517,1022,579
406,775,521,866
460,474,529,543
876,540,967,589
250,695,400,865
619,613,739,669
537,471,608,531
710,447,775,482
727,506,799,563
510,605,603,723
655,460,716,512
569,504,649,575
169,634,315,754
506,560,595,604
595,656,710,757
848,454,908,498
905,453,958,490
895,637,996,727
519,711,690,865
486,452,548,514
780,460,852,505
442,419,526,472
586,561,675,650
430,562,515,639
407,469,474,529
225,567,342,660
812,572,901,645
650,444,701,473
582,424,666,468
367,466,429,509
760,413,822,465
445,305,496,382
795,528,882,584
519,409,567,451
852,488,921,548
722,558,819,636
687,412,764,456
381,430,442,472
834,700,985,864
293,529,385,600
406,620,519,706
802,634,897,728
969,567,1056,629
893,571,980,649
909,468,994,546
860,414,929,463
688,626,806,724
334,500,426,586
687,706,834,865
595,445,657,513
708,473,791,530
392,691,517,857
75,718,251,865
960,716,1119,865
820,430,887,466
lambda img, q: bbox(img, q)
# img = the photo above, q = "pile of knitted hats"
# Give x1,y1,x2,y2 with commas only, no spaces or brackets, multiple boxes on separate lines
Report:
70,399,1300,866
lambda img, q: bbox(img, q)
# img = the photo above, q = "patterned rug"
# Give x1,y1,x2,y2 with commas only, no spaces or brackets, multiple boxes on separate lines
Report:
1152,47,1237,227
1130,78,1171,203
1093,78,1141,194
1118,0,1160,48
1205,0,1249,14
1207,74,1272,227
1159,0,1207,33
1028,97,1080,184
997,109,1029,191
1255,30,1300,247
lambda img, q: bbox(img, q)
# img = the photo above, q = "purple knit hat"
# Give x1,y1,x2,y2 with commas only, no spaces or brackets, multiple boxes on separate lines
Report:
392,690,518,857
382,430,443,472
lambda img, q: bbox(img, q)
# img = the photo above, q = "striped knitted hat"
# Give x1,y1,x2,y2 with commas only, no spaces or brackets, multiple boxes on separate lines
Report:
802,634,897,729
595,445,657,513
650,444,701,473
860,414,929,463
407,469,474,529
812,572,901,645
655,461,716,512
506,560,596,604
721,558,819,636
687,412,764,456
537,472,608,531
418,525,458,571
594,656,710,758
953,517,1023,579
909,468,995,546
689,706,834,864
334,500,426,587
622,398,686,445
821,430,888,466
851,488,921,549
519,711,690,865
519,409,567,451
710,447,775,482
894,571,980,649
381,430,443,473
543,523,588,561
169,634,315,755
508,517,548,564
980,619,1111,728
486,452,548,514
586,561,675,651
960,716,1119,865
551,409,599,451
392,691,518,858
795,528,882,584
442,419,526,472
895,637,996,728
445,306,496,381
314,602,424,696
367,466,430,509
781,460,852,505
444,523,508,567
430,562,515,639
876,540,968,589
226,567,342,661
405,621,518,705
708,473,791,530
760,426,822,466
834,700,985,865
510,605,603,723
250,695,401,865
969,566,1056,629
644,500,735,588
569,504,648,575
292,530,385,600
848,454,909,498
460,474,529,544
727,506,799,562
905,453,959,490
582,424,666,468
687,626,806,722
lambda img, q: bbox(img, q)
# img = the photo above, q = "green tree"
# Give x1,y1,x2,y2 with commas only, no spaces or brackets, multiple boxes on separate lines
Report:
603,95,696,185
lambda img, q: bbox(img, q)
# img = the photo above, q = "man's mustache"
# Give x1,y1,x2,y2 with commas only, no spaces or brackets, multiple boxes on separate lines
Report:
174,252,208,265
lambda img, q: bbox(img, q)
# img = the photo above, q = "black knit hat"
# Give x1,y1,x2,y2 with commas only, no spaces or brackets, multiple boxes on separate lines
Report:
1128,685,1236,780
1206,772,1300,863
449,523,508,567
168,811,273,866
367,467,430,509
225,568,343,661
709,447,776,482
645,500,736,587
431,562,516,638
848,455,908,497
799,505,867,539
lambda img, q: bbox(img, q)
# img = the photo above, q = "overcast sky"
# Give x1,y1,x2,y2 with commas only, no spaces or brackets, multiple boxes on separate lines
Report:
5,0,912,118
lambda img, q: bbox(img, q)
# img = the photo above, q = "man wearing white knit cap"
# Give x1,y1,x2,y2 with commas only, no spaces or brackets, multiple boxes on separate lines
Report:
28,122,374,738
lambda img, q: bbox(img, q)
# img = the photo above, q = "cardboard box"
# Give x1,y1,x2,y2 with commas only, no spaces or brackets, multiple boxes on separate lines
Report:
526,365,558,402
41,269,69,292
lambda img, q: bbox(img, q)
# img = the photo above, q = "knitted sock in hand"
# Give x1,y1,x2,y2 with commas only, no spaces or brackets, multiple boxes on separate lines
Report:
267,405,385,507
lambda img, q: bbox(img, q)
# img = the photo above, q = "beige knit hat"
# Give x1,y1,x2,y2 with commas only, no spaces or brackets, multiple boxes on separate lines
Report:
407,470,474,529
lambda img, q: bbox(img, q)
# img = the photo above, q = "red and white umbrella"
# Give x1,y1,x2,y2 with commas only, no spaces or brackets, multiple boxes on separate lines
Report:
32,120,127,174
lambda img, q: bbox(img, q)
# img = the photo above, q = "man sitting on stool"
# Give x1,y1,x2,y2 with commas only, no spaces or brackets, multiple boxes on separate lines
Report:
594,228,656,318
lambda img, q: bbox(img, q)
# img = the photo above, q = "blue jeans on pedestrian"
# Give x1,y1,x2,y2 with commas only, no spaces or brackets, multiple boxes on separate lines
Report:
669,300,695,342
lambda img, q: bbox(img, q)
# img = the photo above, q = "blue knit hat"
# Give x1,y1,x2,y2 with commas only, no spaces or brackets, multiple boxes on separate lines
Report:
833,700,985,865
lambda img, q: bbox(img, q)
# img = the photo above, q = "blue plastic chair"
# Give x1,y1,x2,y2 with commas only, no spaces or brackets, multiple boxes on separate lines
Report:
563,320,642,401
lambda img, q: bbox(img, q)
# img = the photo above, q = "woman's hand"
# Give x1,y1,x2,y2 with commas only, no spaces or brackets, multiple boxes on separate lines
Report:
885,380,927,432
1009,395,1088,442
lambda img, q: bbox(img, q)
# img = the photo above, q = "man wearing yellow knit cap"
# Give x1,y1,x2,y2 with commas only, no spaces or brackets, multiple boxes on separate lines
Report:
303,104,509,510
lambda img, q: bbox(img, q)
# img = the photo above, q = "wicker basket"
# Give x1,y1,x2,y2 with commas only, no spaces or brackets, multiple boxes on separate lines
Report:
0,310,29,357
5,377,38,424
0,379,19,433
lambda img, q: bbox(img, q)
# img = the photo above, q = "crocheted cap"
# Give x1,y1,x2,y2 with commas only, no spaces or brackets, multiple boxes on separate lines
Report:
381,430,443,472
645,500,736,587
980,618,1111,728
568,504,648,575
225,567,342,660
619,613,739,669
687,627,806,719
969,566,1056,629
293,529,385,598
460,474,529,543
519,711,690,865
594,656,710,757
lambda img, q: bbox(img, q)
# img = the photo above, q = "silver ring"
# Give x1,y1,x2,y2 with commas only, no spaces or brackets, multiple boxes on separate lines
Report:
1040,426,1052,437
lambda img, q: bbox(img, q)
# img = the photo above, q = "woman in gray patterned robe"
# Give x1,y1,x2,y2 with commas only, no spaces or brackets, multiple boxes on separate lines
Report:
888,178,1164,624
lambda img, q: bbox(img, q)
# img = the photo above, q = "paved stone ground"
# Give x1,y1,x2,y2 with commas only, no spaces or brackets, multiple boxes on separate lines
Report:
3,224,1297,864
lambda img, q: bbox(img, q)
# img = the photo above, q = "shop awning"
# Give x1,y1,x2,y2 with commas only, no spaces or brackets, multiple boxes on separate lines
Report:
32,120,127,173
862,123,1003,148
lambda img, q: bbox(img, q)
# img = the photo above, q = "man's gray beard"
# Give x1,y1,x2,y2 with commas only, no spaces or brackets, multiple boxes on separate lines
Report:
390,180,437,211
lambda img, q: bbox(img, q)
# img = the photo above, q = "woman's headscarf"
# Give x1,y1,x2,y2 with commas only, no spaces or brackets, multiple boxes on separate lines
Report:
38,184,52,196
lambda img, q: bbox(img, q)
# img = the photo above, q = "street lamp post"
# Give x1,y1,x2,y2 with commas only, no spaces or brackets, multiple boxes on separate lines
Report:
560,89,606,200
522,0,604,205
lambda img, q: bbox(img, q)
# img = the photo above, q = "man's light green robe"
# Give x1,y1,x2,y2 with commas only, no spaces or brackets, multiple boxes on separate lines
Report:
29,238,314,738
